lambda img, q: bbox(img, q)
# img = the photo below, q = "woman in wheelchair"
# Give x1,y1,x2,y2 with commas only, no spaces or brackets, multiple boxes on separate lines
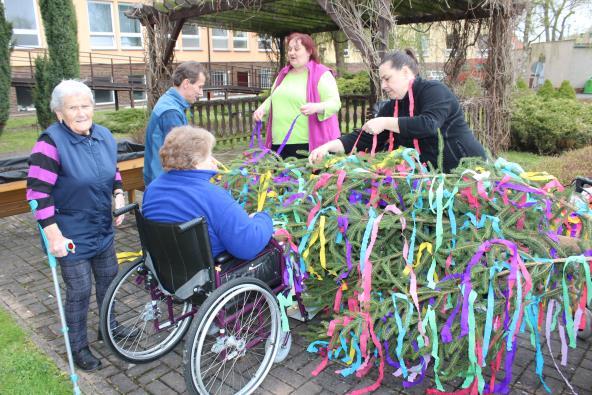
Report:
142,125,274,260
100,125,294,394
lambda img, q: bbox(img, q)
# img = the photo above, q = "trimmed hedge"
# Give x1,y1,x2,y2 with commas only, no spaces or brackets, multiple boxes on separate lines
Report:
94,108,148,135
336,71,370,96
510,94,592,155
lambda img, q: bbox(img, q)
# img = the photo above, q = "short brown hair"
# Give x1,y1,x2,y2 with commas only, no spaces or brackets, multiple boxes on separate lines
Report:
159,126,216,171
172,61,206,86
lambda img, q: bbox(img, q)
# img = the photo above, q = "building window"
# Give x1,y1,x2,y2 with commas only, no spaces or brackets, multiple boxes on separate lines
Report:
4,0,40,47
92,77,114,104
118,4,142,49
16,86,34,111
233,31,248,50
420,34,430,58
181,23,201,49
445,33,454,56
128,75,146,102
258,34,273,51
88,1,115,49
259,68,273,89
343,41,350,58
211,70,228,86
212,29,228,50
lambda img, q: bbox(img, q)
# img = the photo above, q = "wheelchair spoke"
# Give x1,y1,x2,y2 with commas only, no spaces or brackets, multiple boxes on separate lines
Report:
188,279,284,395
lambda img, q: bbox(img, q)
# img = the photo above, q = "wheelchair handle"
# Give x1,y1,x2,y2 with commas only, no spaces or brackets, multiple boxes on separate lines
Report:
575,177,592,194
178,217,205,233
113,202,139,218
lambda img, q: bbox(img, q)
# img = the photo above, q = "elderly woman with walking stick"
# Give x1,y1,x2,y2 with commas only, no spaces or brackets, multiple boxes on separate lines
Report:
26,80,135,371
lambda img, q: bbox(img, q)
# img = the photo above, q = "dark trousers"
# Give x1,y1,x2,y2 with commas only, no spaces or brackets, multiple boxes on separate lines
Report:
271,143,309,160
58,242,118,352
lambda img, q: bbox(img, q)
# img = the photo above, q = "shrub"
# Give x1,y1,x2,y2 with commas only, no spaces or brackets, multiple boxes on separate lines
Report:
0,2,11,136
516,78,528,90
94,108,149,135
337,71,370,96
557,80,576,100
510,95,592,155
536,79,556,99
456,77,484,98
33,56,55,129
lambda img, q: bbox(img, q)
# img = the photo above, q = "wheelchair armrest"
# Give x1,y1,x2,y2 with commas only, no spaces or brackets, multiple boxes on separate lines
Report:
113,202,139,217
214,252,234,265
178,217,205,233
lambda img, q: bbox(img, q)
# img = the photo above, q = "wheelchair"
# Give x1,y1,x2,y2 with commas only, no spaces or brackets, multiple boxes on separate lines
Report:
99,203,300,394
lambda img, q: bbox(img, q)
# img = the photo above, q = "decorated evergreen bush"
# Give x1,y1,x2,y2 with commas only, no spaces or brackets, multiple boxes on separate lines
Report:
217,145,591,395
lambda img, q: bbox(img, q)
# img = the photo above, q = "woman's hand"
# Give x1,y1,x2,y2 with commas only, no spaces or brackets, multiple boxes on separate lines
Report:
44,224,74,258
300,102,324,116
114,192,125,226
253,106,266,122
362,118,388,135
308,140,346,165
309,144,330,165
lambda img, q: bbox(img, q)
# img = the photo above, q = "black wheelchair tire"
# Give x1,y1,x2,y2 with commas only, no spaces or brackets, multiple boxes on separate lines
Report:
183,277,282,395
99,257,193,364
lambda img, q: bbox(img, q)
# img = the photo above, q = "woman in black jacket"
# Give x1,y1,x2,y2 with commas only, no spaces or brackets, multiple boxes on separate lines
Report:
309,49,487,172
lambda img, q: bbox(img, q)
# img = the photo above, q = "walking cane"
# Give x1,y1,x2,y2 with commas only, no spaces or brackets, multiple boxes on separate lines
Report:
29,200,81,395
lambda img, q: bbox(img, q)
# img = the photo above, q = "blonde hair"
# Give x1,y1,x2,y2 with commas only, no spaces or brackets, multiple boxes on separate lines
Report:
159,126,216,171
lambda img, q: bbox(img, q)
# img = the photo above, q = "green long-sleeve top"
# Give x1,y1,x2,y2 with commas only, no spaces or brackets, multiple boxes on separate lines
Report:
261,70,341,145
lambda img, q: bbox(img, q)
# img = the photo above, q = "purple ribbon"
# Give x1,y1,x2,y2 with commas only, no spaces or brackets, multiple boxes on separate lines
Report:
249,121,264,149
283,192,306,207
441,294,461,343
275,114,301,156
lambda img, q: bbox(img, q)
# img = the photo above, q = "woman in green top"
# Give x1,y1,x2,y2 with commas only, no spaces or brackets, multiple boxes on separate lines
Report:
253,32,342,159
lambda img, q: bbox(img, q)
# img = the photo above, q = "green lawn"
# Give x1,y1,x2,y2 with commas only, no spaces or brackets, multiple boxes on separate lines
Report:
0,112,134,155
0,307,72,395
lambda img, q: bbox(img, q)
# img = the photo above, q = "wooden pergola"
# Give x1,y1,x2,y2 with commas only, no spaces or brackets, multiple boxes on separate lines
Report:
129,0,522,153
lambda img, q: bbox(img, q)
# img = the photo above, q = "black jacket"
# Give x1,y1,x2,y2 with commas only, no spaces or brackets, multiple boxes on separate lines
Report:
340,77,486,172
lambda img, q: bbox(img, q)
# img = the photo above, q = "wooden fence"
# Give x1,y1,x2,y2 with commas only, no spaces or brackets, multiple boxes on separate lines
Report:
189,95,488,147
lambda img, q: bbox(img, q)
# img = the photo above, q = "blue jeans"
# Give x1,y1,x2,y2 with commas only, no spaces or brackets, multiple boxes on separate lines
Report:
58,241,118,352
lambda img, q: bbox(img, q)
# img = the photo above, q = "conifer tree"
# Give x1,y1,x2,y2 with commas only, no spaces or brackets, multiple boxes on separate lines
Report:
34,0,80,127
0,2,12,136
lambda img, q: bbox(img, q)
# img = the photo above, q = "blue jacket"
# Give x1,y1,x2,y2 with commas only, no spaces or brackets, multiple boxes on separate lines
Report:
44,122,117,261
143,88,189,185
142,170,274,260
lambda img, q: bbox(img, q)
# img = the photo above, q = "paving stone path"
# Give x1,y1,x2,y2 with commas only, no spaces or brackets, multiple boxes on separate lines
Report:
1,147,591,394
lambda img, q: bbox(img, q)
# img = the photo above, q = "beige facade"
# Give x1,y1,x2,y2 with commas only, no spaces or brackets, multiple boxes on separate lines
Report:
8,0,276,65
6,0,279,111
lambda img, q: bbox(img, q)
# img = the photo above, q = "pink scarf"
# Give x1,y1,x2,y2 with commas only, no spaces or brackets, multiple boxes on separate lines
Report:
265,60,341,150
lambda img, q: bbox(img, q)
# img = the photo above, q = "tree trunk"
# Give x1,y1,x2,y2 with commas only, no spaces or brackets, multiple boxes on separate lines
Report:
331,31,347,77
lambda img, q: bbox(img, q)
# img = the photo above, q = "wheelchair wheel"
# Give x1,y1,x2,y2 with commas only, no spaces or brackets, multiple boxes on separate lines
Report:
184,278,281,395
100,258,193,363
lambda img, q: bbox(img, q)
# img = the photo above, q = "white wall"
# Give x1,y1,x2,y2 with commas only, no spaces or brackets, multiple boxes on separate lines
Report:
524,40,592,88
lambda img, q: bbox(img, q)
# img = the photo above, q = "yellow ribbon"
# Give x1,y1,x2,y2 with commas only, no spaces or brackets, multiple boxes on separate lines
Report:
257,170,271,212
520,172,557,182
116,251,142,264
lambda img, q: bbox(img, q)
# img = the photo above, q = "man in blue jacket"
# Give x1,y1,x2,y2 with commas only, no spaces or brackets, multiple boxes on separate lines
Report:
143,61,206,185
142,126,273,260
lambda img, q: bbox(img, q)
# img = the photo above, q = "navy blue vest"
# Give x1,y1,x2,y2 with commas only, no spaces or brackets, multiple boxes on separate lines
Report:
44,122,117,261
